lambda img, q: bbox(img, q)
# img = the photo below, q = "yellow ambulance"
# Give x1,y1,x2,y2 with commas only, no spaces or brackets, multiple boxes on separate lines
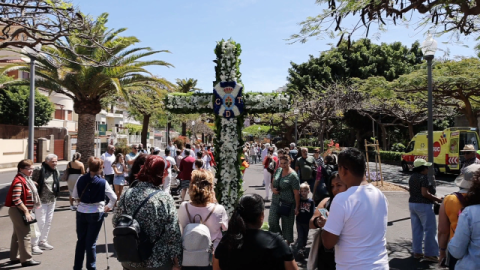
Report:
401,127,480,175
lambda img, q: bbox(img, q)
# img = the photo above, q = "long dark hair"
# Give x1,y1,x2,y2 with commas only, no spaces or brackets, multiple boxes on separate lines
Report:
128,153,147,185
465,170,480,207
222,194,264,250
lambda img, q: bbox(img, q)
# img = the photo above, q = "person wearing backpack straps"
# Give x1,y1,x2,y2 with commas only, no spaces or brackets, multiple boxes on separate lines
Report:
112,155,182,270
178,169,228,270
72,157,117,270
438,164,480,269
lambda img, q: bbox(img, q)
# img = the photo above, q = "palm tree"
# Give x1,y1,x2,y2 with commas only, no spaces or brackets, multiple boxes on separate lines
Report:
175,78,201,136
1,13,173,162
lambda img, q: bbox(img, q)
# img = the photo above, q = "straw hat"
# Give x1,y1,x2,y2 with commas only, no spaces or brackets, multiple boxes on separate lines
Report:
455,164,480,190
461,144,476,152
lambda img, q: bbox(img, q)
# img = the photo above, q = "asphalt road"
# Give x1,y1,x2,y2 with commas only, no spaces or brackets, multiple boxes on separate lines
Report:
0,160,458,269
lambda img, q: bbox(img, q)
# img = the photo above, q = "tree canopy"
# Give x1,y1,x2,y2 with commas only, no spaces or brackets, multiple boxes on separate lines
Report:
373,57,480,127
0,76,54,126
287,39,423,95
290,0,480,45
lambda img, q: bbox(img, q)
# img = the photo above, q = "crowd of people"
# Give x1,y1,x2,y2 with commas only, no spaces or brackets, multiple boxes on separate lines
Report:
5,141,480,270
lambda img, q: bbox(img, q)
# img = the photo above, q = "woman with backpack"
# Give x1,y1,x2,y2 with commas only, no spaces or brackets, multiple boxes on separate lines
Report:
448,165,480,269
308,174,347,270
178,169,228,269
438,164,480,269
112,155,182,270
263,148,278,202
214,194,298,270
72,157,117,270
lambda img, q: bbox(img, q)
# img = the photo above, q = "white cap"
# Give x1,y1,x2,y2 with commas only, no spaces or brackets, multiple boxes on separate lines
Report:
154,147,161,152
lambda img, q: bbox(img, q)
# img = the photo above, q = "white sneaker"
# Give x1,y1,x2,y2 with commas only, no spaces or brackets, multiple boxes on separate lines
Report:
70,205,77,211
32,246,43,255
39,242,54,250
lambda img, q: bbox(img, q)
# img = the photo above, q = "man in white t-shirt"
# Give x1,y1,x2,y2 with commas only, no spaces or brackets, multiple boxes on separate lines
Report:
101,145,116,188
163,148,178,193
320,147,389,270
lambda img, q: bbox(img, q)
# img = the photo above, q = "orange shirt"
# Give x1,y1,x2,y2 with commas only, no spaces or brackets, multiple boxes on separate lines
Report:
444,193,466,240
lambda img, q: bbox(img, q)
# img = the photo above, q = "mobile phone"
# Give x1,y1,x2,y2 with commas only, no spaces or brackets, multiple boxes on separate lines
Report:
318,208,328,218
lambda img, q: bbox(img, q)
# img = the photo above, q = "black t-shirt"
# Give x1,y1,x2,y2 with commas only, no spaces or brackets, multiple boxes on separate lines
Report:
296,198,315,224
408,172,435,204
215,229,294,270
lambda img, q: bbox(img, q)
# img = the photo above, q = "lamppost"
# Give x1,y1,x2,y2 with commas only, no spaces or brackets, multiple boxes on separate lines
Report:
294,108,299,146
22,44,42,160
422,33,438,181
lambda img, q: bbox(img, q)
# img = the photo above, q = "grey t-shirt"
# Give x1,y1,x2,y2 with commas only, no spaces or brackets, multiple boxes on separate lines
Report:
125,152,139,170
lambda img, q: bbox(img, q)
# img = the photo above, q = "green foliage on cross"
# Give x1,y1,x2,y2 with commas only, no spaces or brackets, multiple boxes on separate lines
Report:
165,39,290,214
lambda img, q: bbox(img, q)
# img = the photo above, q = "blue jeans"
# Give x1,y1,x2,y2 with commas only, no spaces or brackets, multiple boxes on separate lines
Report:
74,212,105,270
409,202,439,257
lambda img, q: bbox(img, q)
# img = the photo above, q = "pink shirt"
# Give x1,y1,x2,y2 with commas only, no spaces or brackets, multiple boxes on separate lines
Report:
178,202,229,250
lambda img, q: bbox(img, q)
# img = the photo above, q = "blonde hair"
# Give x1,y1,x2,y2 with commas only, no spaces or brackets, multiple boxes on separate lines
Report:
189,170,215,205
300,182,310,192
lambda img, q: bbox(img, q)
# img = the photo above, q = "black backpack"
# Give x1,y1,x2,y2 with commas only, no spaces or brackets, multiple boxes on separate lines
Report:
113,187,164,263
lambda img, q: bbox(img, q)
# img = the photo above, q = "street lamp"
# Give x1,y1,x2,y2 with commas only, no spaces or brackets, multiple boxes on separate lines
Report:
422,33,438,181
22,43,42,160
294,108,299,146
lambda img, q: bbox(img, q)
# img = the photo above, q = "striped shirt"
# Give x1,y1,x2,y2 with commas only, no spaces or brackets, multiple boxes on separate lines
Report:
11,183,34,210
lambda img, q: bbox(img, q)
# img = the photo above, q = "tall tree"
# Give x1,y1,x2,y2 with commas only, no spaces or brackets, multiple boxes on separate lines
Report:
378,58,480,128
287,39,423,95
127,79,172,147
1,13,173,162
175,78,201,136
290,0,480,45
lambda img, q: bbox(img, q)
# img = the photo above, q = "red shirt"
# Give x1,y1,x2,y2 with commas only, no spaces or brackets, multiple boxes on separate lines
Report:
208,150,216,167
178,156,196,181
263,156,278,169
5,173,34,210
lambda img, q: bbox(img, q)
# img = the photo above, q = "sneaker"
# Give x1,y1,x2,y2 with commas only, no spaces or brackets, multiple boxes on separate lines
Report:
423,256,439,263
31,246,43,255
38,242,54,250
70,205,77,211
413,253,423,259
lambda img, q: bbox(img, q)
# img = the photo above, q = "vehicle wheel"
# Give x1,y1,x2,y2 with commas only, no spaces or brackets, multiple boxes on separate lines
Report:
401,162,409,172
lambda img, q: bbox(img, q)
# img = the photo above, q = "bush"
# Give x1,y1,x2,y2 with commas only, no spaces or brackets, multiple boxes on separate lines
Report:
368,151,403,163
174,136,188,149
391,143,406,153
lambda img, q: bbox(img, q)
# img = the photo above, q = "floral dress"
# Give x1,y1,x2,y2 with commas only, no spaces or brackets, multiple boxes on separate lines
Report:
112,182,182,268
268,168,300,243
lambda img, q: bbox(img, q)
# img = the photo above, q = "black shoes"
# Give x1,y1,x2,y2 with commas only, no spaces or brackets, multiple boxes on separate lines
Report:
9,259,20,264
21,260,41,267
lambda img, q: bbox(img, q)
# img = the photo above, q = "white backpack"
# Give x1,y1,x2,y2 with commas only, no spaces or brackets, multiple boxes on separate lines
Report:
182,204,216,267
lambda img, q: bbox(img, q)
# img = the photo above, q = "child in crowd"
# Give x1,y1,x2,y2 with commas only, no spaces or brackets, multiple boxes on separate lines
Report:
296,182,315,258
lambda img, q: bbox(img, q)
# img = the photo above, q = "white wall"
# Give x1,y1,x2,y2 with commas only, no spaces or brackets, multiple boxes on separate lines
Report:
0,139,27,165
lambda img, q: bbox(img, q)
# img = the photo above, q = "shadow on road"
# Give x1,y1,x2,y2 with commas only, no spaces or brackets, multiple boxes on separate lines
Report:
388,217,411,226
387,239,438,270
96,243,116,257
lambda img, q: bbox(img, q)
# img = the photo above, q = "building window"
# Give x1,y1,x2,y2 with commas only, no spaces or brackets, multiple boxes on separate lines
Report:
54,109,64,120
67,110,73,121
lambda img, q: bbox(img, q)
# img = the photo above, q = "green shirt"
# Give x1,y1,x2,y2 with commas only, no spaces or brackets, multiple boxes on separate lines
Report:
295,156,316,180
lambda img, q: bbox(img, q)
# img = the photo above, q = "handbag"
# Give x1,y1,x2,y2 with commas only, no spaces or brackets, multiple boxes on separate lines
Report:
307,230,321,270
17,208,37,225
277,199,294,216
60,162,70,182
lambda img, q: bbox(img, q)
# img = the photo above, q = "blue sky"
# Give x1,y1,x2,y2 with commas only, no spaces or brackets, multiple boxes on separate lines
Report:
72,0,478,93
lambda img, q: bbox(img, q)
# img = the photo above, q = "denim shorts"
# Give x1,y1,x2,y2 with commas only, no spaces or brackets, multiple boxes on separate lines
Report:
114,175,126,186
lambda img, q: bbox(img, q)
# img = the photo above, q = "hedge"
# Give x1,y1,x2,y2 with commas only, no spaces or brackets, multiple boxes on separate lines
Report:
368,151,404,163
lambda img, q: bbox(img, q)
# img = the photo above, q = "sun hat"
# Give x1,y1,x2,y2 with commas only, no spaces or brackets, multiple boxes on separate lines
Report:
413,158,432,168
154,147,161,152
461,144,476,152
455,164,480,191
